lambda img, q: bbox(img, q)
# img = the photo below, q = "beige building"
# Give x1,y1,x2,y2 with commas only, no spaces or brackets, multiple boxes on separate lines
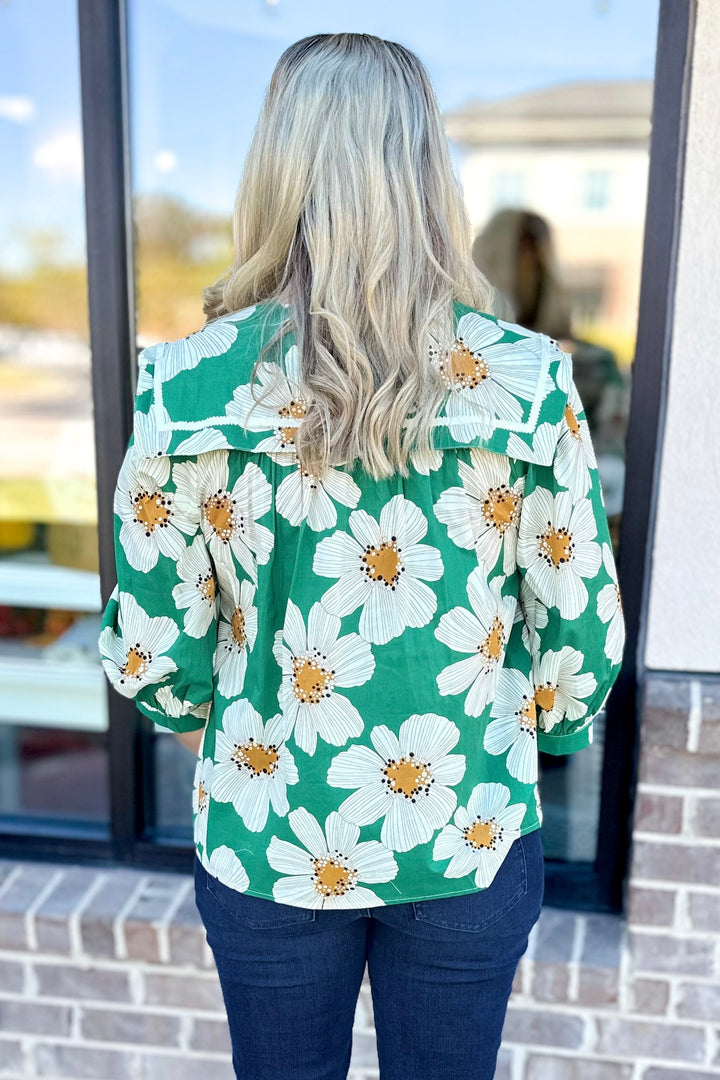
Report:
444,80,653,342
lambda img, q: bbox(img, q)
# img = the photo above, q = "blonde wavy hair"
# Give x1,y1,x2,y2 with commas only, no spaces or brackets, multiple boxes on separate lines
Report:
202,32,495,478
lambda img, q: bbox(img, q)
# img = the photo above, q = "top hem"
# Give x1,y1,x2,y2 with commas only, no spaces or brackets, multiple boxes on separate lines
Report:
197,818,543,909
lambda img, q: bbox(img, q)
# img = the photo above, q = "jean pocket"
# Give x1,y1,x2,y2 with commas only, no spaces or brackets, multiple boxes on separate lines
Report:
412,832,530,933
202,861,317,929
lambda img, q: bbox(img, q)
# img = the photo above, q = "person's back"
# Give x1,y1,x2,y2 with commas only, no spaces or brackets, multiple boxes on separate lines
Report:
101,295,621,904
97,31,624,1080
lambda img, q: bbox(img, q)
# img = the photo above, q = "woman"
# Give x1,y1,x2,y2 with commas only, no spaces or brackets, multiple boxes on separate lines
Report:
99,32,624,1080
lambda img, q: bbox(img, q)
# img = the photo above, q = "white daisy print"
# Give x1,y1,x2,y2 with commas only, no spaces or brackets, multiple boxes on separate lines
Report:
211,700,299,833
553,383,597,498
276,463,361,532
154,686,210,722
435,570,516,717
533,783,543,825
483,669,538,784
432,782,526,886
597,543,625,665
313,495,443,645
171,535,218,638
98,593,178,698
225,345,308,459
434,448,524,574
506,421,560,467
517,487,601,619
162,306,256,382
516,577,548,656
410,445,442,474
432,313,552,442
213,561,258,699
174,428,232,455
173,452,273,584
327,713,466,852
193,756,213,853
273,600,374,756
114,445,196,573
200,844,250,893
267,808,398,909
533,646,598,733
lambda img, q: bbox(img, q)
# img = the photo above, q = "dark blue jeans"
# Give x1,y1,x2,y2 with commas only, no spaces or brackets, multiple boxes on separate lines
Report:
194,828,544,1080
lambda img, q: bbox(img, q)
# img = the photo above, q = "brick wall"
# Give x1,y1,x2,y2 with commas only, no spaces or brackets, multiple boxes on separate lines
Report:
0,673,718,1080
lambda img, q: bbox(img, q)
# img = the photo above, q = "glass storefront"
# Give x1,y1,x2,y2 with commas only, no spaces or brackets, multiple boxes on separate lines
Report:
125,0,659,868
0,0,107,824
0,0,663,904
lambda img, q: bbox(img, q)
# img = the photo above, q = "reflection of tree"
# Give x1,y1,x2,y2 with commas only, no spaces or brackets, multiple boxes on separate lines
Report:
134,192,232,341
0,193,232,342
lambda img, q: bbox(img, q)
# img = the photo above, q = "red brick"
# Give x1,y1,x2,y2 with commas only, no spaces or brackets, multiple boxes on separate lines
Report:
139,1054,235,1080
634,792,683,834
639,746,720,789
644,1071,719,1080
687,889,720,932
630,840,720,886
34,867,100,955
629,977,671,1015
577,966,620,1007
0,1000,71,1036
189,1017,232,1053
690,797,720,838
531,962,569,1003
628,930,714,976
627,885,676,927
676,980,720,1021
527,1056,633,1080
143,971,224,1011
594,1017,705,1061
34,1042,135,1079
502,1007,584,1049
35,962,131,1002
642,679,690,749
79,1007,180,1047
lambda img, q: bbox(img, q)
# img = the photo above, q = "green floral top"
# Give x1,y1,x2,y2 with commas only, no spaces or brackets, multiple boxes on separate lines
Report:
98,299,625,908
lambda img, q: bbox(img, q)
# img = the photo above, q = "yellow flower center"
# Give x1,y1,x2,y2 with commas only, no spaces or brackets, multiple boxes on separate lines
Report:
122,646,148,679
292,657,334,705
479,616,505,664
519,695,537,733
538,525,573,568
312,856,357,898
231,607,246,647
564,404,581,439
197,781,207,807
383,755,433,799
199,574,216,604
482,486,520,534
231,739,279,776
441,340,490,389
204,492,235,541
133,491,171,533
362,540,403,587
464,817,500,850
276,400,307,449
535,683,556,712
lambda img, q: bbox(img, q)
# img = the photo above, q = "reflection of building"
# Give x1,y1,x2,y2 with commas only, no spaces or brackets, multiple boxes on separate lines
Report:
444,81,652,338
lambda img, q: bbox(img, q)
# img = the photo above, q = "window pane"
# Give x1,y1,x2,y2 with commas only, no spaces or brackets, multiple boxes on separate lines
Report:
127,1,658,871
0,1,108,825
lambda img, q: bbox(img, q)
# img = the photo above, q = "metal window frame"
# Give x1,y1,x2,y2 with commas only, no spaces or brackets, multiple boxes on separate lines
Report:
0,0,698,908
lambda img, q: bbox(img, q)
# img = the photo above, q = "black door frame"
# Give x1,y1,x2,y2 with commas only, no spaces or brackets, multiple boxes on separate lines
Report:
0,0,699,902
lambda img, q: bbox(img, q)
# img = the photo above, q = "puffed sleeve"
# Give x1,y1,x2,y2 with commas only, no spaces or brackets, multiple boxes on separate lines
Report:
515,380,625,755
97,362,219,733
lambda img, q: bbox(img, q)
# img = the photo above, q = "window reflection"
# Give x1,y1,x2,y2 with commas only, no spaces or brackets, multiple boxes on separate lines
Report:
127,1,658,858
0,0,108,823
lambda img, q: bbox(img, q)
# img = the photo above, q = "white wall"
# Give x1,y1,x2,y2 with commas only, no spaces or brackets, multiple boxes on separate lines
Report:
645,0,720,671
